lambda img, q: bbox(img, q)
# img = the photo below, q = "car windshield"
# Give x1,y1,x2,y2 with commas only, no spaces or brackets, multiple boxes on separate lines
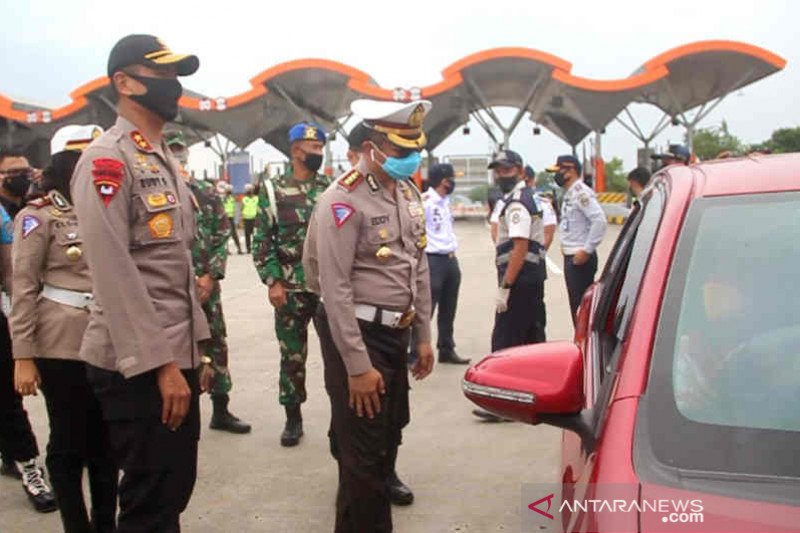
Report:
640,191,800,483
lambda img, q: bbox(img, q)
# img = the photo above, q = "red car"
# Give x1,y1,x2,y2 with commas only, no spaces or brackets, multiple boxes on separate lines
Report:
463,155,800,532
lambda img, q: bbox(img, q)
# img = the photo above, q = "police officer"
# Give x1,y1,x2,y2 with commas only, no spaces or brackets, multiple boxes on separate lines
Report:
650,143,691,169
166,131,251,434
547,155,607,324
415,163,468,365
0,149,57,512
251,121,330,446
11,126,119,532
71,34,211,532
303,98,435,532
241,183,258,253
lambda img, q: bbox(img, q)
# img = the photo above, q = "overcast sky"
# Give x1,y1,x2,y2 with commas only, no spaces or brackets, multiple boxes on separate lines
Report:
3,0,798,176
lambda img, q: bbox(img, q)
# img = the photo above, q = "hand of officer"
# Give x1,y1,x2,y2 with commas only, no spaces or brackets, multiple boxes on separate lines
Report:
268,282,288,309
157,362,192,431
496,287,510,313
14,359,40,396
348,368,385,419
199,362,216,394
411,343,434,380
573,250,590,266
196,274,215,304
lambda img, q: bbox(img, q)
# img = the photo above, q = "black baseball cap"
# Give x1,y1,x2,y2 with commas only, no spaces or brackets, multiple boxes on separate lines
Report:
651,144,690,164
524,164,536,178
107,34,199,78
428,163,455,187
546,155,582,174
488,149,523,169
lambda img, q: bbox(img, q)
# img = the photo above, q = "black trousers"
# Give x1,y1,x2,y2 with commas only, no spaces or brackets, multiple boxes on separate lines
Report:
227,217,242,253
315,305,410,533
491,280,546,352
564,253,598,324
0,315,38,463
38,359,118,533
87,366,200,533
243,218,255,253
409,253,461,359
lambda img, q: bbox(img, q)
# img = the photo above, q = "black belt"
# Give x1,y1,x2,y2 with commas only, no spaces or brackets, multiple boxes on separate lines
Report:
427,252,456,258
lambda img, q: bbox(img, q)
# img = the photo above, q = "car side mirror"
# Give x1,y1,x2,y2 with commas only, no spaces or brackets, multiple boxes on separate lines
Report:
462,341,584,425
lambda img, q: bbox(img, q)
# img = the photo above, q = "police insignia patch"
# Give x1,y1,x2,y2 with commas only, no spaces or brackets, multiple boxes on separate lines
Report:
338,170,363,191
91,158,125,207
147,193,168,208
366,174,379,192
147,213,173,239
21,215,41,238
304,126,318,140
130,131,154,153
579,195,590,207
50,191,70,211
331,202,355,228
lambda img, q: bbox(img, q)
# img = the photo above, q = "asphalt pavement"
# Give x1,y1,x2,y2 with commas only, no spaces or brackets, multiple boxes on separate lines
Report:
0,220,620,533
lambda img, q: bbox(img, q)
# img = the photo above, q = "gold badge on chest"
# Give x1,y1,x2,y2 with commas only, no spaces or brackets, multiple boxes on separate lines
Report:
376,245,393,262
65,246,82,261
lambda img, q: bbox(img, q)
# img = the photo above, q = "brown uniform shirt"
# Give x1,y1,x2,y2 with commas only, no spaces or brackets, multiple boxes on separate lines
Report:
9,191,91,360
71,116,209,378
303,163,432,376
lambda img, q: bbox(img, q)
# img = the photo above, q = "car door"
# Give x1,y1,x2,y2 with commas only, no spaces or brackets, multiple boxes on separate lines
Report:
561,183,667,531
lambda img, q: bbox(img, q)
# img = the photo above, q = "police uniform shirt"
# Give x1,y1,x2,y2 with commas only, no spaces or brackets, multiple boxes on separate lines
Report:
71,116,210,378
559,179,607,255
9,191,91,361
497,182,546,248
306,164,432,376
422,188,457,254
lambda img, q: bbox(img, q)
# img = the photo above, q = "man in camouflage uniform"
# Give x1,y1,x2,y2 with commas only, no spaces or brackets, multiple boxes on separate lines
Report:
252,122,329,446
167,132,251,434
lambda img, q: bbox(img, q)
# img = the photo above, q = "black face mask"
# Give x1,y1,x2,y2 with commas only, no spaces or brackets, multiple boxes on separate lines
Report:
443,180,455,195
128,74,183,122
302,153,323,173
496,176,517,193
553,172,567,188
3,171,31,198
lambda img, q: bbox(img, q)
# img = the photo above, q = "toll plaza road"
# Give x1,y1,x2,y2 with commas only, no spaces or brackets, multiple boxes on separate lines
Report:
0,220,621,533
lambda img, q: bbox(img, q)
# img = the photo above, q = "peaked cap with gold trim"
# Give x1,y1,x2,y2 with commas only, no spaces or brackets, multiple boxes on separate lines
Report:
350,99,432,150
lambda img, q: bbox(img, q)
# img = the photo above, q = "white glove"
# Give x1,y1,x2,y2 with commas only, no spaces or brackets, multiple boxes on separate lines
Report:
495,286,510,313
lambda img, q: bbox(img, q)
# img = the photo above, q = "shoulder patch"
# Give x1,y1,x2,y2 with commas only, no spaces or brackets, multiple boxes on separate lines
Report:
337,170,364,192
21,215,41,238
26,197,51,209
331,202,355,228
91,158,125,207
579,194,590,207
130,131,154,153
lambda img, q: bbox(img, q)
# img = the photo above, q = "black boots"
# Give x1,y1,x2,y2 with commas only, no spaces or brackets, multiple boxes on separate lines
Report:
280,405,304,447
386,448,414,506
438,349,471,365
210,394,252,434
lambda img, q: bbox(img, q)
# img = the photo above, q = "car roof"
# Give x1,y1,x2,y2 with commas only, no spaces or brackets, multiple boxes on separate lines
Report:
678,153,800,198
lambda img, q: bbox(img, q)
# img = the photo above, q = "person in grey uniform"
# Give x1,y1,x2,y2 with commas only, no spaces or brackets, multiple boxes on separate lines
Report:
546,155,607,323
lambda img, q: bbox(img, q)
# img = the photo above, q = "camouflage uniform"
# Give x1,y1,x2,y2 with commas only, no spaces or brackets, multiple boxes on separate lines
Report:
252,166,330,406
189,178,232,396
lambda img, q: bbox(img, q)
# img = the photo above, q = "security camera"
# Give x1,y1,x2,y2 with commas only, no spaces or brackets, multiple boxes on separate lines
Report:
671,116,680,126
462,126,470,135
533,126,541,135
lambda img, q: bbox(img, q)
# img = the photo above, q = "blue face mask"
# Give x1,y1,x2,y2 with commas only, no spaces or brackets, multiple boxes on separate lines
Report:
371,144,421,181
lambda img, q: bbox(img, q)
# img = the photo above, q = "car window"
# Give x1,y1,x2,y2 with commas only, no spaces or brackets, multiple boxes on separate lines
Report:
641,191,800,481
588,183,666,432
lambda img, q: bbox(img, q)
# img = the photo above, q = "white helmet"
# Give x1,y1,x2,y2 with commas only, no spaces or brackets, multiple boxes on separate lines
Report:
50,124,104,154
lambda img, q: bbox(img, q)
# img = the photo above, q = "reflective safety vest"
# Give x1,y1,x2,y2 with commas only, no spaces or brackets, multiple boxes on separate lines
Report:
223,196,236,218
241,195,258,220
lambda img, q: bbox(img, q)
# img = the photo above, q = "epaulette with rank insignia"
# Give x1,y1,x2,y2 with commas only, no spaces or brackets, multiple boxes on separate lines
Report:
26,197,52,209
337,169,364,192
48,191,72,212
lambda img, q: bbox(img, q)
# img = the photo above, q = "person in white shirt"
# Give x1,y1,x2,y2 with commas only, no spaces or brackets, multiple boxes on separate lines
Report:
411,164,469,365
